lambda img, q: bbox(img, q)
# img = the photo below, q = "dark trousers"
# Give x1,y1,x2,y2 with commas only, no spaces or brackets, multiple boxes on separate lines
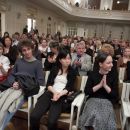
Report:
30,91,64,130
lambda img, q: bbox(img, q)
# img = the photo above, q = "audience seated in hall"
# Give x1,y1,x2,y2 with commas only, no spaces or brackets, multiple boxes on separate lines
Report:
0,28,129,130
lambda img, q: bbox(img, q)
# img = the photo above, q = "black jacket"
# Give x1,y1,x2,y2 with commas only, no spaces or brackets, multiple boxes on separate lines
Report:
46,66,77,92
0,73,40,98
15,73,40,97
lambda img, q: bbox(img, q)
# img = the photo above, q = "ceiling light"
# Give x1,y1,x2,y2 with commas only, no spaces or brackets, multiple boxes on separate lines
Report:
117,1,120,4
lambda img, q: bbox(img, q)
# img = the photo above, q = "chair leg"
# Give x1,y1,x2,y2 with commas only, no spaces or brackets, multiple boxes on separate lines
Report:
69,105,75,130
72,125,78,130
76,106,81,128
122,116,127,130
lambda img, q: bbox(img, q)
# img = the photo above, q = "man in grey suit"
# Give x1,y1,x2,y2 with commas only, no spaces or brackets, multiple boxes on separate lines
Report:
71,41,92,76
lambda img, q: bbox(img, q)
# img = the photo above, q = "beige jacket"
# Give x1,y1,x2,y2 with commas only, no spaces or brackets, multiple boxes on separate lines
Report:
0,88,23,126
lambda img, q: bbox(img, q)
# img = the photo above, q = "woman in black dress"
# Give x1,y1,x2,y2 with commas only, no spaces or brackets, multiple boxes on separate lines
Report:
79,51,118,130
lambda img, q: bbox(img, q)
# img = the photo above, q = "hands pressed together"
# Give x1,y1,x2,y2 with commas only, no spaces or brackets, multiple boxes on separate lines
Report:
93,75,111,93
99,75,111,93
99,75,107,88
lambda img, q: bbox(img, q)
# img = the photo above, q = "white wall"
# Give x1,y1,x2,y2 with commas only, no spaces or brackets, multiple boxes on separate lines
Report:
68,21,130,40
128,0,130,10
2,0,66,36
100,0,113,10
1,0,130,40
77,23,85,37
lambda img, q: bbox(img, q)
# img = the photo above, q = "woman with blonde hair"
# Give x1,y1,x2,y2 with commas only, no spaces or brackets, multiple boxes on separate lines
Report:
101,44,114,57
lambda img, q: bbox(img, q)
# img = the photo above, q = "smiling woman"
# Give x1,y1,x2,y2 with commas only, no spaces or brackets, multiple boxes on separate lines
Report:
79,51,118,130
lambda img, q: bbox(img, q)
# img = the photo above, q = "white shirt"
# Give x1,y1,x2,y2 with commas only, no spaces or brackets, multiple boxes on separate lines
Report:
0,55,10,76
38,46,47,53
12,40,19,46
53,74,67,92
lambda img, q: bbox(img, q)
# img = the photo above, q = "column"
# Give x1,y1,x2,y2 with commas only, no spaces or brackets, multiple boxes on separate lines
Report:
128,0,130,10
1,13,5,36
100,0,113,10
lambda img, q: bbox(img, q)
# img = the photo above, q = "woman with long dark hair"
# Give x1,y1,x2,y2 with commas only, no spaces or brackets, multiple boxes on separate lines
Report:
30,49,77,130
79,51,118,130
3,36,19,66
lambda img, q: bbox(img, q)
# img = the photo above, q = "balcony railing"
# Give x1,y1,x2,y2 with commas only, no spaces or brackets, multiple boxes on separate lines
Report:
48,0,130,21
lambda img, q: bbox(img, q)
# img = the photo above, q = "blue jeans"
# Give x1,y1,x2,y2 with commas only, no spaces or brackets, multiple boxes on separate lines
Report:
0,96,25,130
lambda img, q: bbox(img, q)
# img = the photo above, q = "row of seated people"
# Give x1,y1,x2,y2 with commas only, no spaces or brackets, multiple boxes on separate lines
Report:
0,38,130,83
0,31,129,65
0,39,129,130
0,31,129,129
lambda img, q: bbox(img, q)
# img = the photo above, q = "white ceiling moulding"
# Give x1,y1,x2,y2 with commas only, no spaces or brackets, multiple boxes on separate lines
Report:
48,0,72,13
0,1,7,12
26,6,37,18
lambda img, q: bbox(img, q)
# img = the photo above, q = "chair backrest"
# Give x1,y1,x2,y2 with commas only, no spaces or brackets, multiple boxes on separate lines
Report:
45,71,50,85
73,76,82,92
73,76,88,92
80,76,88,92
42,58,46,68
121,83,130,102
119,67,126,83
126,61,130,81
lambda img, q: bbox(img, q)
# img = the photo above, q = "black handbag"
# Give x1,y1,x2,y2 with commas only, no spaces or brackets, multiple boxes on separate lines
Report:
62,91,82,113
66,90,82,103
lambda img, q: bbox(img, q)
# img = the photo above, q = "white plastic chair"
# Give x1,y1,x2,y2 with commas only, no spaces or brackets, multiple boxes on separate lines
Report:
27,71,50,128
120,82,130,130
29,74,88,130
32,71,50,106
42,58,46,69
71,76,88,130
119,67,126,84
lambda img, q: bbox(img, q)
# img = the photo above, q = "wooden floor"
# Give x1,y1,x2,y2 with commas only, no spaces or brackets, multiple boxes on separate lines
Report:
4,110,68,130
4,106,123,130
5,110,28,130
